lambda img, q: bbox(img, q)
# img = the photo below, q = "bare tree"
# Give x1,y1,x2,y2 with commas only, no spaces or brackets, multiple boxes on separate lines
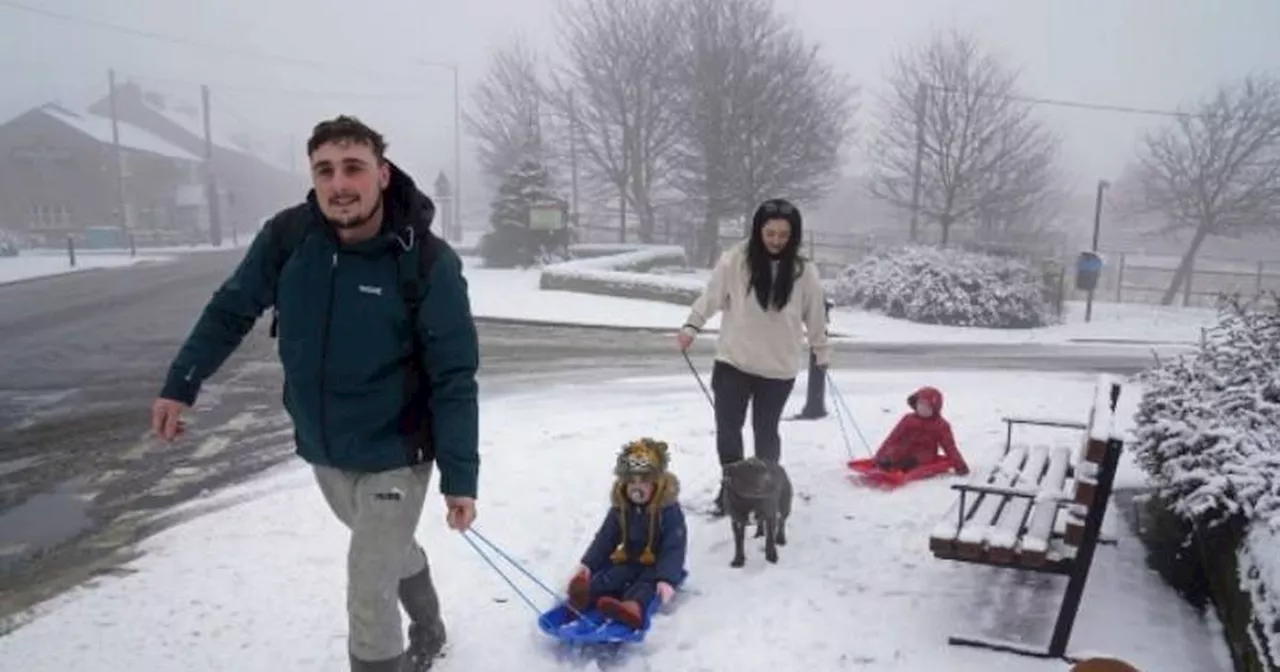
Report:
672,0,856,265
1136,75,1280,304
465,35,550,190
547,0,683,243
868,29,1061,247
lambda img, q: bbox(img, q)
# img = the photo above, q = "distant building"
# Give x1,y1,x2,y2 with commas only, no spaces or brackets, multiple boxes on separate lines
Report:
88,82,306,242
0,103,207,246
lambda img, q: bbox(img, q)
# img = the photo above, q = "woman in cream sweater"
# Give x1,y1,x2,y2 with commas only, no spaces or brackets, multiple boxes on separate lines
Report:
677,198,831,516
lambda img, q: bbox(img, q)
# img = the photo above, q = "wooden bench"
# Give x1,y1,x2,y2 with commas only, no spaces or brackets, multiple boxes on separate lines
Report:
928,374,1125,661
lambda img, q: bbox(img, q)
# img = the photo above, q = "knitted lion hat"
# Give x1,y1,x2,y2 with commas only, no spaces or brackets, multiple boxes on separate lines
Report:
609,437,675,566
614,437,670,482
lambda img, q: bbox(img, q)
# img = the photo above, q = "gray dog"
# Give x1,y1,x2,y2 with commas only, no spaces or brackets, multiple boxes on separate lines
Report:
723,457,792,567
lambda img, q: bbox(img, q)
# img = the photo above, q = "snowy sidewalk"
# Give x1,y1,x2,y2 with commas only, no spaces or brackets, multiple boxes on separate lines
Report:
0,251,171,285
461,259,1219,347
0,370,1230,671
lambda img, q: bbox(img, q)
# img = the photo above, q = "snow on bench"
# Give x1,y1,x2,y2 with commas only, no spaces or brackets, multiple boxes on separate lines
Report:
929,445,1028,558
1014,444,1073,566
987,445,1052,563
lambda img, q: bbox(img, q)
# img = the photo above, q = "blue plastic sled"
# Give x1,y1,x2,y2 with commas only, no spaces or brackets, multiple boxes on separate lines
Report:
537,570,688,645
537,596,663,644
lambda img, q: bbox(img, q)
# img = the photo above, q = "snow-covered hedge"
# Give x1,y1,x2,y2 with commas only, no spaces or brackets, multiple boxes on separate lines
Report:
827,245,1053,329
538,245,704,305
1131,296,1280,668
1131,298,1280,529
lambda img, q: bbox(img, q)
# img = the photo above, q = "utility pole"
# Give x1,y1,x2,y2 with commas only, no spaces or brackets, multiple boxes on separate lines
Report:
568,90,580,235
107,69,129,239
908,81,927,243
619,137,628,243
201,84,223,247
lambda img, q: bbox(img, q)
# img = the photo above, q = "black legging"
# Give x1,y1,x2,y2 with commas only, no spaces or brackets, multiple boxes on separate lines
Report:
711,360,796,465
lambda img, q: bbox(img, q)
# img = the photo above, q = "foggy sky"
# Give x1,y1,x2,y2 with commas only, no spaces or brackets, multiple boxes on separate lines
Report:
2,0,1278,220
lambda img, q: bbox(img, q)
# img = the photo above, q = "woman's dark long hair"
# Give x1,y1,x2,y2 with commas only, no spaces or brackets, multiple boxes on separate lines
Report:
745,198,805,311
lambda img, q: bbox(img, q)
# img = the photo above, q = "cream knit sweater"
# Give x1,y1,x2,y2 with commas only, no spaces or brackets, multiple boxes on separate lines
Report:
682,241,830,380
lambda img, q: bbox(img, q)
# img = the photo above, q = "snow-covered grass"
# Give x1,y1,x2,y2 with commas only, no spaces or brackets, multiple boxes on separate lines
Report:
463,256,1219,344
0,250,171,285
0,370,1231,671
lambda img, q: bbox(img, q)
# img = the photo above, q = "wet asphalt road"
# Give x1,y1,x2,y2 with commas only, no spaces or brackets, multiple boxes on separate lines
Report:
0,249,1173,630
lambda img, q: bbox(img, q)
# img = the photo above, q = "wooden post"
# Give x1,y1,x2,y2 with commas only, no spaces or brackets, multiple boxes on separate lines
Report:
66,234,76,267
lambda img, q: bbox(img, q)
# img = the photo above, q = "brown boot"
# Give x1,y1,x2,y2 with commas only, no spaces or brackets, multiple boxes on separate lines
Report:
596,596,644,629
567,570,591,613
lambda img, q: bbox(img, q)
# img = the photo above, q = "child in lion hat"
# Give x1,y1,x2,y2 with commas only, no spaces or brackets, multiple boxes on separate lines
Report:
566,437,689,629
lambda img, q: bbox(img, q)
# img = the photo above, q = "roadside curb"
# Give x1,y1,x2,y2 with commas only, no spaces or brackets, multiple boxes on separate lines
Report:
473,315,710,334
473,316,1195,349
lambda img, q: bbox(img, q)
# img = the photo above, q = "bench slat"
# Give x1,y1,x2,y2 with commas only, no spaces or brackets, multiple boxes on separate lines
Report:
929,463,1000,547
954,444,1031,557
1016,444,1073,564
988,445,1051,555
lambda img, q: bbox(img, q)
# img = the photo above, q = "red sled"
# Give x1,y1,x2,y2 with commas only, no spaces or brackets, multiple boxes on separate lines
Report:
846,457,958,489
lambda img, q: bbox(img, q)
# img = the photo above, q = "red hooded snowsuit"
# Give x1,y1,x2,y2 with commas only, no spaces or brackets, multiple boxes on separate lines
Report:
873,386,969,474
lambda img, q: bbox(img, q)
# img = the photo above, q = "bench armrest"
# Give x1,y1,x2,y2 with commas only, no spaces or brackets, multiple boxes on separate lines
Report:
950,481,1070,502
1001,416,1088,431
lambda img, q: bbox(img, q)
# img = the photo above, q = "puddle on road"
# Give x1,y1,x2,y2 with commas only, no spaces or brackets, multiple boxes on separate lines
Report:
0,477,94,571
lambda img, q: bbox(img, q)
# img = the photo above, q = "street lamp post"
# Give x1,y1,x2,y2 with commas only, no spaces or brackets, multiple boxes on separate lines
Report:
1085,179,1110,323
417,59,463,242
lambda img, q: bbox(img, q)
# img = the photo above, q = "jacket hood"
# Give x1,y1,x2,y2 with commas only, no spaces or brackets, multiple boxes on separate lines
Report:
907,386,944,414
304,159,436,249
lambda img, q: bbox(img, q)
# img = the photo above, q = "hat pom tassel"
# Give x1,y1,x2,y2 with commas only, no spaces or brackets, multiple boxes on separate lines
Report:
610,545,627,564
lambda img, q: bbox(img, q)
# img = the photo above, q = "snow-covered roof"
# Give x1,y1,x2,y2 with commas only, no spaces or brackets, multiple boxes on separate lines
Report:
135,94,294,172
39,104,203,162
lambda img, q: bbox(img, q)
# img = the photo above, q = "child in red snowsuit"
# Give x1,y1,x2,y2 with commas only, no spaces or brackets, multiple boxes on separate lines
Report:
873,386,970,475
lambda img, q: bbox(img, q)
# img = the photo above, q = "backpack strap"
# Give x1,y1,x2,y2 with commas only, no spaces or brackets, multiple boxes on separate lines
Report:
396,225,442,464
265,210,311,339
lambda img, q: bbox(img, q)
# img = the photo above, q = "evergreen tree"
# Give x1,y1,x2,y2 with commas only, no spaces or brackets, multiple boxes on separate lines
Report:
488,155,557,229
479,154,568,267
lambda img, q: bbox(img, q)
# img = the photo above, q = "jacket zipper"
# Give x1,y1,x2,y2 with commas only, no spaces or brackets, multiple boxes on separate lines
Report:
319,251,338,462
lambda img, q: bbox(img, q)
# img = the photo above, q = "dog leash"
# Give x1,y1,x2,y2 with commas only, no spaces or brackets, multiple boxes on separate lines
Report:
682,350,715,411
826,370,874,456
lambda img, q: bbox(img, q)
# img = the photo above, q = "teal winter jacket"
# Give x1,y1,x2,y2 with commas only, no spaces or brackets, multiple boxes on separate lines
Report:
159,163,480,498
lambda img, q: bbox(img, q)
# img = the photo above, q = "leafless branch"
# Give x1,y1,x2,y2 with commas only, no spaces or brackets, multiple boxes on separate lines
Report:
867,29,1062,246
1135,74,1280,303
1137,74,1280,236
545,0,684,242
667,0,856,263
464,35,551,189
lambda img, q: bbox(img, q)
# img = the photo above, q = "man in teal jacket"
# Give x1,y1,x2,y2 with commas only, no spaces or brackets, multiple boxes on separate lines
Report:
151,116,478,672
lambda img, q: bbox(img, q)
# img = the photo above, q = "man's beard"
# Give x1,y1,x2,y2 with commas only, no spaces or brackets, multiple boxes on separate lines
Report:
327,193,383,230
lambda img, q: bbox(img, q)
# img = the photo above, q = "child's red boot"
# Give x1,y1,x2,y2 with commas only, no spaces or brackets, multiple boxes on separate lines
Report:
597,596,645,629
567,570,591,613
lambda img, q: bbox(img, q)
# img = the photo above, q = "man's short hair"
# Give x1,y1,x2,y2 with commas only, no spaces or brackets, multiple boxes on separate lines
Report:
306,115,388,161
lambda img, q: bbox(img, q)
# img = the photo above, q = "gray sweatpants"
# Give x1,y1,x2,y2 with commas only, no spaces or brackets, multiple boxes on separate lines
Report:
314,463,433,662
